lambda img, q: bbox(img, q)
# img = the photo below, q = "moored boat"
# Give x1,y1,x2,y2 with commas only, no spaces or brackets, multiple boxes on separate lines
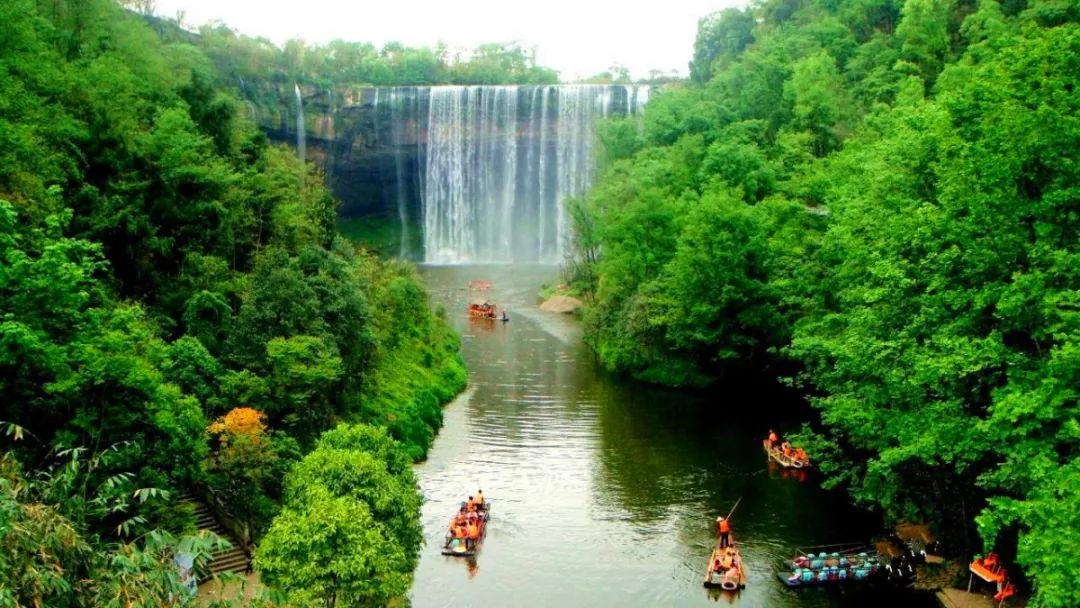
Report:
703,540,747,591
777,544,916,588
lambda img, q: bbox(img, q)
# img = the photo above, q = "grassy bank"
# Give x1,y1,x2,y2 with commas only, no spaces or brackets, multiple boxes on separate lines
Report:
351,257,468,460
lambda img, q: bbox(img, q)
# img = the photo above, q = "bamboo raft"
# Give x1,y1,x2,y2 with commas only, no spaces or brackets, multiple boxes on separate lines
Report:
441,503,491,557
763,439,811,468
703,539,747,591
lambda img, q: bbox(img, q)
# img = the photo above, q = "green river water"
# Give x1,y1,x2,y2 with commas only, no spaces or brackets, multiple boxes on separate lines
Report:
410,265,937,608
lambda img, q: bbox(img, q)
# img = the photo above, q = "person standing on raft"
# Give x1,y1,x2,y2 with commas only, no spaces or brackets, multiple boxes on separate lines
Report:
716,515,732,548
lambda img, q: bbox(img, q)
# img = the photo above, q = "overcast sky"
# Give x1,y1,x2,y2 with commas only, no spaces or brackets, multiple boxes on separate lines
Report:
151,0,743,80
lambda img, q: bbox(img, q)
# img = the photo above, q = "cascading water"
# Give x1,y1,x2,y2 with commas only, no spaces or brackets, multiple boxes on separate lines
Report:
389,88,411,258
294,84,306,165
368,84,649,263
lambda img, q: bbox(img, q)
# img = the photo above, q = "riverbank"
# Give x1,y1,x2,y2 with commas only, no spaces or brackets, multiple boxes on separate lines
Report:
537,282,585,314
920,562,1028,608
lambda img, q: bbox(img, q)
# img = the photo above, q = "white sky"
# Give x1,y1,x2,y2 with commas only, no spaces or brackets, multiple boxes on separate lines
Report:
152,0,744,81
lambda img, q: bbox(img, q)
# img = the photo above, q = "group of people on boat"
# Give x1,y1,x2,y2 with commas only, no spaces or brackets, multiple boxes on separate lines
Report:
709,546,741,577
766,429,810,465
705,508,745,590
468,300,497,320
784,549,917,587
446,490,487,551
467,300,509,322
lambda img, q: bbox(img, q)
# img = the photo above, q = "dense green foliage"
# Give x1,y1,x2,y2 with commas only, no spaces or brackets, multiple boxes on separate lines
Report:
181,24,559,90
573,0,1080,604
256,425,420,607
0,443,236,607
0,0,464,602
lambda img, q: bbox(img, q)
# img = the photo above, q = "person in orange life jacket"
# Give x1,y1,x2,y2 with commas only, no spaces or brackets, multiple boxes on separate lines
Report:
717,516,732,548
767,429,779,449
466,520,481,550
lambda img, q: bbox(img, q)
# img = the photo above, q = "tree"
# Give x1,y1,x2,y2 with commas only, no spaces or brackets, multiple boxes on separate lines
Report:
690,8,756,82
782,50,853,156
895,0,950,85
206,408,284,536
255,487,410,608
284,437,422,565
266,335,343,441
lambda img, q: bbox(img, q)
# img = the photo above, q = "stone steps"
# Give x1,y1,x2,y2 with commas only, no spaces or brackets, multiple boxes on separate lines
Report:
180,496,248,577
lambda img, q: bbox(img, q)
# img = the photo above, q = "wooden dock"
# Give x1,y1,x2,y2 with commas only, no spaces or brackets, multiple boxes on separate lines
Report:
936,589,996,608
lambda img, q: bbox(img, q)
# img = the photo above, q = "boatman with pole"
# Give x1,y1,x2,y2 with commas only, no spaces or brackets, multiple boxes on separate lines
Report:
717,515,732,548
716,497,741,549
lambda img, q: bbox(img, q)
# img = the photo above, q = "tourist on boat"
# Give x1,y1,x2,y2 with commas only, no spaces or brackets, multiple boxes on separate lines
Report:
466,520,481,550
466,496,477,512
767,429,779,449
449,522,466,542
454,509,467,527
781,441,793,458
712,558,726,575
476,489,485,508
724,549,739,573
716,516,732,548
794,447,808,463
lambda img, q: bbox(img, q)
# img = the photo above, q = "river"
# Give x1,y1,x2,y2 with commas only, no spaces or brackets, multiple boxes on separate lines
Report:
410,265,936,608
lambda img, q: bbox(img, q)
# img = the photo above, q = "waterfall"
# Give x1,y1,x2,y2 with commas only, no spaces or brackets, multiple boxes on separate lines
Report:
369,84,649,263
294,84,306,165
389,88,411,258
537,86,550,261
498,87,518,260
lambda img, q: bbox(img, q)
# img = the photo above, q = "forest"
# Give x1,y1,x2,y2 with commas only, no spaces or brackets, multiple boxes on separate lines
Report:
177,21,560,90
569,0,1080,605
0,0,468,605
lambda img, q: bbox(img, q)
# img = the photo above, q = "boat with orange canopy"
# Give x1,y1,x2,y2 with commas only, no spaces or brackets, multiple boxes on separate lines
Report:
468,299,497,319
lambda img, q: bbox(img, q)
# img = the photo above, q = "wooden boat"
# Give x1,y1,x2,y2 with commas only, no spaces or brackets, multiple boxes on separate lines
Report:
703,539,746,591
468,280,492,291
441,502,491,557
468,299,497,320
763,439,811,468
778,544,915,588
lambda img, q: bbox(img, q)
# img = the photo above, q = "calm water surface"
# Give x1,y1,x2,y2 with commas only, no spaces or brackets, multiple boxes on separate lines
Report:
410,265,934,608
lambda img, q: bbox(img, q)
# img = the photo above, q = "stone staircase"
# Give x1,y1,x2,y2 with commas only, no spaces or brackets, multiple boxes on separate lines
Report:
183,496,249,578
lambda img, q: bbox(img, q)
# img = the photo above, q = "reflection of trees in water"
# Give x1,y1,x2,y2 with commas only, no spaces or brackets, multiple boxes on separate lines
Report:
592,376,882,551
592,376,730,522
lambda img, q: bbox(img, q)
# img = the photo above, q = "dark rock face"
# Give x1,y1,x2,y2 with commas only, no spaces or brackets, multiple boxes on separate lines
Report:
254,84,650,261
